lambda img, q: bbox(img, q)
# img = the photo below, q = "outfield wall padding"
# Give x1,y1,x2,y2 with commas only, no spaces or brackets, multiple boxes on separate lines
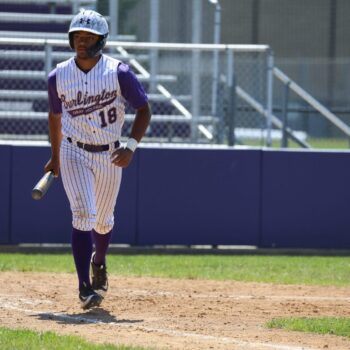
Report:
136,148,261,245
260,149,350,249
0,146,12,244
1,144,350,249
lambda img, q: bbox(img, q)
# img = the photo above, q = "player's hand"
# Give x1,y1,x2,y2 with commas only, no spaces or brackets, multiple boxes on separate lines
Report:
44,157,60,177
110,147,134,168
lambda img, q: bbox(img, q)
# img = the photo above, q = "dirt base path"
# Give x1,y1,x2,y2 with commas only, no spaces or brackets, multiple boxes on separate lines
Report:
0,272,349,349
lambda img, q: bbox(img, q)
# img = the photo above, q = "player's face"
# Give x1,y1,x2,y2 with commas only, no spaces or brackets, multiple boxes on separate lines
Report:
73,31,99,59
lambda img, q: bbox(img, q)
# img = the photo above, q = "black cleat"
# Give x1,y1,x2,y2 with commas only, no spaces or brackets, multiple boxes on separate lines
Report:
79,282,103,310
91,252,108,297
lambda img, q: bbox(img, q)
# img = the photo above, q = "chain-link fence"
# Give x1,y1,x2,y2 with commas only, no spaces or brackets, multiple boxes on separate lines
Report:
1,0,350,149
273,58,350,149
0,38,274,146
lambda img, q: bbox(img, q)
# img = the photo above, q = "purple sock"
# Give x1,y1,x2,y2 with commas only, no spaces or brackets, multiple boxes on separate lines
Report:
91,229,112,265
71,228,93,290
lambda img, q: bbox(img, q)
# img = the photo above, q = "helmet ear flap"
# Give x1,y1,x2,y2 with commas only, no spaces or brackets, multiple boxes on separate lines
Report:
86,34,108,57
69,32,75,49
97,34,108,51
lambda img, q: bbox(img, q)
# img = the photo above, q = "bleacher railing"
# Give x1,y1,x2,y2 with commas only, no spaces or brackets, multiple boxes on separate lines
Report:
1,38,348,148
0,37,276,146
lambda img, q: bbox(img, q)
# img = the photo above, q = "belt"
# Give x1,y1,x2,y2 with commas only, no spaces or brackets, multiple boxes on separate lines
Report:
67,137,120,152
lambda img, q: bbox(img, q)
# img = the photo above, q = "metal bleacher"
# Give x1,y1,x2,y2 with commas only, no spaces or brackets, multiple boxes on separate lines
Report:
0,1,92,138
3,1,328,146
0,0,200,142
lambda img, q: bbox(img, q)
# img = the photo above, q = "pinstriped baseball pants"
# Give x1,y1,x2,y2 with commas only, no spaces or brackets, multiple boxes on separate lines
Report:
60,138,122,234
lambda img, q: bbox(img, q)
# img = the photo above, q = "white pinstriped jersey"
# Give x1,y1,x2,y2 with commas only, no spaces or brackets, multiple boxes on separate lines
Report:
56,54,125,144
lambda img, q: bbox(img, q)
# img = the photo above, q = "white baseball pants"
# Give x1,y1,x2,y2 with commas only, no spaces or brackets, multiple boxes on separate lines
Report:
60,138,122,234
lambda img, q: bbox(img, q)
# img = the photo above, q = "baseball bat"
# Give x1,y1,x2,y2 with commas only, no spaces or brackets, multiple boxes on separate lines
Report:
31,171,55,200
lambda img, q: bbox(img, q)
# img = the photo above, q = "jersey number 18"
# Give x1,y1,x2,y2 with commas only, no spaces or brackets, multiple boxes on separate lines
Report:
99,107,117,128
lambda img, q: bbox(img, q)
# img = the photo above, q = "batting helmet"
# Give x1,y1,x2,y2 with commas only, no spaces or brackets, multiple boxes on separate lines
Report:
68,9,109,57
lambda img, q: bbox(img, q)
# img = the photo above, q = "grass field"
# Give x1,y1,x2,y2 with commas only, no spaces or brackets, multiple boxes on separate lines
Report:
1,253,349,286
267,317,350,338
0,327,150,350
1,252,349,348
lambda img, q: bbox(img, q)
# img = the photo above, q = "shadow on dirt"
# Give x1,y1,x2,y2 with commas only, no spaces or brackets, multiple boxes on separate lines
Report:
33,308,143,325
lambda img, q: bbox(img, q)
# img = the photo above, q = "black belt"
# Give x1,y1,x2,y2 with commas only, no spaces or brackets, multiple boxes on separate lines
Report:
67,137,120,152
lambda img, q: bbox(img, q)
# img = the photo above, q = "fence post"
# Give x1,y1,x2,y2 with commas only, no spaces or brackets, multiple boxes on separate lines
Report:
44,42,52,78
191,0,202,142
227,77,236,146
72,0,79,14
266,49,274,147
210,1,221,123
149,0,159,93
109,0,119,39
226,49,236,146
281,81,291,148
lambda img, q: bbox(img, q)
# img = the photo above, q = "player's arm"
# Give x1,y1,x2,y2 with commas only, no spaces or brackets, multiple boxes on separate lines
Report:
112,102,151,168
44,112,62,176
129,102,151,143
111,63,152,168
44,69,63,176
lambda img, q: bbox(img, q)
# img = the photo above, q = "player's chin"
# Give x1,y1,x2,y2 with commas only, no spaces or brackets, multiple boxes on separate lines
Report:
76,50,89,59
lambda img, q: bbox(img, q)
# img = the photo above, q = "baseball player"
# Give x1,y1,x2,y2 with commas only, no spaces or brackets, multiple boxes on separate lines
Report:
44,9,151,309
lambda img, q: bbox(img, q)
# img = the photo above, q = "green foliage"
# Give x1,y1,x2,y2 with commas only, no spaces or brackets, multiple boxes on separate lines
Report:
1,253,350,286
0,327,149,350
241,137,350,149
267,317,350,338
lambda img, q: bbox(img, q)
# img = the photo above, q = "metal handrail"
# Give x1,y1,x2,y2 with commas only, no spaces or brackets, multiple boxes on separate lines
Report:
0,0,96,3
0,111,214,123
236,86,311,148
0,12,76,23
274,67,350,138
0,49,146,62
0,89,189,102
0,70,177,83
0,31,135,42
0,38,270,52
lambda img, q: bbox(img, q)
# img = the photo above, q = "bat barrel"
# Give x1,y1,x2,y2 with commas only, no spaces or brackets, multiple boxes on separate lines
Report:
31,171,55,200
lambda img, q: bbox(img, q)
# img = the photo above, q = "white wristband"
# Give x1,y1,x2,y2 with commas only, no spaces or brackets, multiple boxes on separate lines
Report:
126,138,138,152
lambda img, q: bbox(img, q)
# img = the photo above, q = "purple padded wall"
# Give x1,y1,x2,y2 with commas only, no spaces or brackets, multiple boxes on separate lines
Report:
261,150,350,249
136,147,262,245
0,145,12,243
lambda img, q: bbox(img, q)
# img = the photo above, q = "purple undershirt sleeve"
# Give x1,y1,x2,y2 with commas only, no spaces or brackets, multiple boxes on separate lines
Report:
117,63,148,109
48,69,62,114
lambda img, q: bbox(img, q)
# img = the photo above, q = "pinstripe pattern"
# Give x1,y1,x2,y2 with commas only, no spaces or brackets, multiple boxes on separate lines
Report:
56,55,125,144
60,138,122,234
56,54,124,234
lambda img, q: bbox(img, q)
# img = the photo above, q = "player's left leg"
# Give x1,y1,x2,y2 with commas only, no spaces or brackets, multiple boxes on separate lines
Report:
90,231,111,296
90,152,122,295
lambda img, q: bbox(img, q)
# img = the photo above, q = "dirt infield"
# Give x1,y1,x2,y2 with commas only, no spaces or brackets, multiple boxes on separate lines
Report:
0,272,349,349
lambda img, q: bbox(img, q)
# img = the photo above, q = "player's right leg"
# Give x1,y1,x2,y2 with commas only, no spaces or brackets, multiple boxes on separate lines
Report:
60,138,102,309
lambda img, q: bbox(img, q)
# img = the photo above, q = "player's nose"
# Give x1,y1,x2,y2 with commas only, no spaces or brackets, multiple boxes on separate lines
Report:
75,36,89,45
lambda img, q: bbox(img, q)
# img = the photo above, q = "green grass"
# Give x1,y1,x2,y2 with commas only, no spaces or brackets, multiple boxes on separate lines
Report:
0,327,150,350
267,317,350,338
1,253,350,286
